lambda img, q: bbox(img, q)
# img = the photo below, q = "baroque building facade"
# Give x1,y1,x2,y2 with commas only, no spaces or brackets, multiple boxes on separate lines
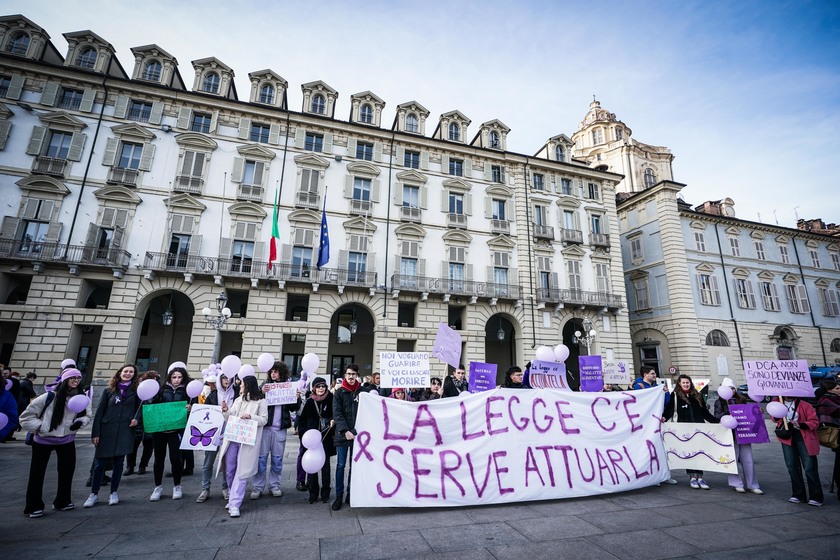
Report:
0,15,631,385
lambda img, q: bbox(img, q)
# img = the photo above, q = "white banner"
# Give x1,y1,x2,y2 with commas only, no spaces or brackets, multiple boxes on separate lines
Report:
662,423,737,474
179,404,224,451
380,351,430,389
222,415,258,446
350,387,670,507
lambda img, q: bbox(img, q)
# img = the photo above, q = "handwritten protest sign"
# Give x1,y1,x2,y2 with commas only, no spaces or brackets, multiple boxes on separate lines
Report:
468,362,497,393
743,360,814,397
380,352,430,389
603,361,630,385
223,415,258,446
264,382,297,406
432,323,461,369
142,401,188,433
180,404,224,451
728,403,770,444
350,387,670,507
662,422,737,474
526,360,570,390
579,356,604,392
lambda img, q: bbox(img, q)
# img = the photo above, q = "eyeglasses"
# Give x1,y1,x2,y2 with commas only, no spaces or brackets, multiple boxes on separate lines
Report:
314,384,327,389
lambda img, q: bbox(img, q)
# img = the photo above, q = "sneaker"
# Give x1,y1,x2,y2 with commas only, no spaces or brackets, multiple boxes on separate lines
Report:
137,466,146,475
788,497,801,503
664,478,678,485
749,488,764,495
807,500,823,507
150,486,164,502
229,506,240,518
222,488,229,500
172,486,183,500
271,488,283,498
108,493,119,506
296,481,308,492
28,510,44,518
123,467,134,476
249,490,261,500
690,479,700,489
697,479,710,490
196,490,209,503
52,503,75,511
734,487,746,493
84,494,98,508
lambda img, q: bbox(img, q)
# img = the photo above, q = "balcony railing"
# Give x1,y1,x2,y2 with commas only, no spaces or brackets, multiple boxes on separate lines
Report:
295,191,320,210
491,219,510,235
536,287,622,308
57,98,82,111
32,156,68,176
391,274,521,300
560,228,583,244
127,108,151,122
174,175,203,194
349,199,372,216
447,213,467,229
0,239,131,268
400,206,421,222
533,224,555,240
237,184,264,202
590,232,610,247
107,167,139,187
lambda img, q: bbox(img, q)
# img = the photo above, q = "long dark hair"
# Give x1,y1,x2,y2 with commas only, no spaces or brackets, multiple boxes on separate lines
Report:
266,361,290,383
49,378,84,432
108,364,139,392
241,376,263,401
165,367,192,387
675,374,703,404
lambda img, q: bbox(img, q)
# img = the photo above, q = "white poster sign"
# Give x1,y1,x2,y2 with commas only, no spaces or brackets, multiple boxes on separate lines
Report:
350,388,670,507
223,415,258,446
264,382,297,406
380,352,430,389
602,361,631,385
528,360,570,389
179,404,224,451
662,422,737,474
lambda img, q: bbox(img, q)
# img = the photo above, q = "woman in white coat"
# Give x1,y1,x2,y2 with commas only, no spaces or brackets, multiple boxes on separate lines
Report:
215,373,267,517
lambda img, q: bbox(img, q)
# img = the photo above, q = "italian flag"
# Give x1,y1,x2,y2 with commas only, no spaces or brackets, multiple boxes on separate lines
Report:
268,189,280,270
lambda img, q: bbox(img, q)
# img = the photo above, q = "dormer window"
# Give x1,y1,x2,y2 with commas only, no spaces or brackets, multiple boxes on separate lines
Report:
202,72,220,94
142,60,162,82
489,131,500,149
5,31,29,55
448,122,460,141
615,128,623,140
644,168,657,188
76,47,97,69
555,145,565,162
259,83,275,104
311,94,326,114
405,114,418,133
360,104,373,124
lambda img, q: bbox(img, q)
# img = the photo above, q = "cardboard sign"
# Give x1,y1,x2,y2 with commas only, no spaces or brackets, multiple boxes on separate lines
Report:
579,356,604,392
142,401,188,433
602,361,630,385
180,404,224,451
223,415,258,446
468,362,497,393
743,359,814,397
527,360,570,390
662,423,737,474
380,352,430,389
264,382,297,406
728,403,770,444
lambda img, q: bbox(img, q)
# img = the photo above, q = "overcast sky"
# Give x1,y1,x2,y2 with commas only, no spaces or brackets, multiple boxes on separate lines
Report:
16,0,840,228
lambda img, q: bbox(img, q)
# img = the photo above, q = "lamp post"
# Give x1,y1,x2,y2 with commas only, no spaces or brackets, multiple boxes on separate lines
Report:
573,318,597,355
202,292,231,361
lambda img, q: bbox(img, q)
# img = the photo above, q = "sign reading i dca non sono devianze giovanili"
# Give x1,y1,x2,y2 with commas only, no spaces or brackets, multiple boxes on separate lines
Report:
743,359,814,398
380,352,430,389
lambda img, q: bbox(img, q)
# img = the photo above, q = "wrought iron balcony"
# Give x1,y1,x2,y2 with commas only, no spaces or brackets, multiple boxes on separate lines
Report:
533,224,555,240
57,98,82,111
560,228,583,244
107,167,139,187
390,274,521,300
295,191,320,210
447,213,467,229
0,239,131,268
32,156,68,176
590,232,610,247
349,198,372,216
490,219,510,235
174,175,203,194
400,206,421,223
536,286,622,308
236,184,264,202
127,107,151,122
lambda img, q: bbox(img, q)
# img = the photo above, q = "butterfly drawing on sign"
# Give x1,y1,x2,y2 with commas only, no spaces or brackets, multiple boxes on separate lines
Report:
189,426,218,447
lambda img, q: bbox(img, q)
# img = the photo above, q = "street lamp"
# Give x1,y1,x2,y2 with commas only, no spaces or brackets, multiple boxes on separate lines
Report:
161,292,174,326
202,292,231,360
496,316,505,341
573,318,597,355
348,303,358,334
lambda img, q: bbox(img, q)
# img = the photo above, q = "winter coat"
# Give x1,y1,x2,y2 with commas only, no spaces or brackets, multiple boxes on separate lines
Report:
92,387,141,458
815,392,840,426
18,379,37,413
333,386,359,448
215,396,268,480
664,390,718,424
20,391,92,440
0,390,19,440
299,392,336,457
153,383,190,434
775,399,820,456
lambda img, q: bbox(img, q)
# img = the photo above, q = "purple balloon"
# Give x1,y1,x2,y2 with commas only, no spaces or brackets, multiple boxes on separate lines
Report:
301,428,322,450
301,448,326,474
766,401,788,419
67,394,90,413
720,415,738,430
4,379,10,391
186,379,204,399
0,412,8,431
137,378,160,401
717,385,734,401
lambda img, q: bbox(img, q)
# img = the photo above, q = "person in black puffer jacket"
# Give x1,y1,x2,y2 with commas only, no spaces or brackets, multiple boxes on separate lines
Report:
332,364,361,510
299,376,335,504
664,374,719,490
149,364,192,502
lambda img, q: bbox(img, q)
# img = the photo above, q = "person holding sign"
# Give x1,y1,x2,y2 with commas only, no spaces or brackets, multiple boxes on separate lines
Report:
663,374,719,489
713,380,763,495
251,362,299,500
84,365,141,508
332,364,361,510
216,374,267,518
149,365,192,502
772,397,823,506
815,379,840,500
299,376,335,504
196,373,234,504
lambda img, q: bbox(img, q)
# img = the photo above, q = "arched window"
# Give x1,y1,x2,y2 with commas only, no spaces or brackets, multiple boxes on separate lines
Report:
615,128,623,141
405,113,418,133
555,145,565,162
644,168,657,188
311,94,326,114
705,330,730,346
359,104,373,124
489,131,500,149
5,31,30,55
592,128,604,145
142,60,162,82
76,46,97,69
448,122,460,141
831,338,840,353
202,72,220,94
259,83,275,104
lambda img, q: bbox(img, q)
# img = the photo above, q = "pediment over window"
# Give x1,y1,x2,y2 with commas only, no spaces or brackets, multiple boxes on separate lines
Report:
0,15,52,61
782,273,799,285
529,193,553,205
163,193,206,213
63,30,118,75
228,201,266,221
237,144,276,160
757,270,775,281
695,262,715,273
731,267,751,278
775,235,789,244
442,229,472,245
395,169,428,184
396,100,429,116
288,209,320,226
174,132,217,150
110,122,156,141
301,80,338,116
130,44,183,88
628,269,649,280
346,161,381,177
556,197,581,210
248,69,287,107
442,178,472,192
191,57,236,99
343,216,377,233
806,239,819,249
485,185,513,198
724,226,740,236
294,153,330,170
561,245,586,258
16,175,70,196
689,220,707,230
815,278,830,288
38,111,87,130
93,185,142,205
750,230,765,240
827,243,838,252
350,91,385,126
487,234,515,249
0,102,12,119
470,119,510,150
394,223,426,239
249,69,287,86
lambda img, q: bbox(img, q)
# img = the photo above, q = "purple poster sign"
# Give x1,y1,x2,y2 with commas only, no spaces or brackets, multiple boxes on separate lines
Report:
743,359,814,398
468,362,497,393
728,403,770,444
578,356,604,392
432,323,462,369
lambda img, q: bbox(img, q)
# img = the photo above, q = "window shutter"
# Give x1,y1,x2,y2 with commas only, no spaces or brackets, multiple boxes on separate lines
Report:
711,276,721,305
26,126,47,155
176,107,191,129
111,225,124,248
209,111,218,133
114,95,129,119
418,258,426,277
188,234,203,256
344,174,354,198
149,102,163,125
67,132,86,161
464,193,472,216
232,157,244,183
338,249,348,269
294,128,305,149
219,237,233,259
347,138,357,157
138,143,155,171
464,159,472,176
269,124,280,144
253,241,265,262
234,221,248,239
420,150,429,170
170,214,183,234
101,207,116,227
395,146,404,166
323,132,333,154
367,252,376,270
0,121,11,150
420,186,428,209
466,264,473,282
393,183,403,205
440,261,448,278
41,82,59,106
254,162,265,185
484,162,492,181
80,89,96,112
371,179,380,202
0,216,21,239
441,154,449,174
510,267,518,284
36,200,55,221
6,75,24,100
102,137,118,166
44,222,62,242
238,117,250,140
115,209,129,229
22,198,39,219
85,223,98,246
246,223,257,240
280,243,292,263
373,141,382,162
440,190,448,212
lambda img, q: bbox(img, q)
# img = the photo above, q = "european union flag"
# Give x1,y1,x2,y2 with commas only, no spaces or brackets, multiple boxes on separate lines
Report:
317,206,330,269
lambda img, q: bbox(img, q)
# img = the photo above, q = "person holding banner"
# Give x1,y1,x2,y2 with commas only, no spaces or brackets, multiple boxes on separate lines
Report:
149,365,192,502
773,397,823,506
84,365,140,508
815,379,840,500
299,376,335,504
443,365,469,397
196,373,232,503
332,363,361,510
20,368,91,518
664,374,719,489
217,374,268,518
251,362,299,500
713,380,763,495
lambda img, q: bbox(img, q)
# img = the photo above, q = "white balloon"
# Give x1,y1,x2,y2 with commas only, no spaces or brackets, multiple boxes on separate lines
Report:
220,355,241,378
554,344,570,362
300,353,320,374
720,415,738,430
535,346,555,362
717,385,734,401
186,379,204,399
238,364,256,379
766,401,788,419
301,448,326,474
257,353,276,373
137,378,160,401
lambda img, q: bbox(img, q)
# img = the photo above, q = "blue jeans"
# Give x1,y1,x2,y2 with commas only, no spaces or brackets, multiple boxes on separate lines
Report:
335,444,353,496
92,456,124,494
201,450,227,491
781,430,823,503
